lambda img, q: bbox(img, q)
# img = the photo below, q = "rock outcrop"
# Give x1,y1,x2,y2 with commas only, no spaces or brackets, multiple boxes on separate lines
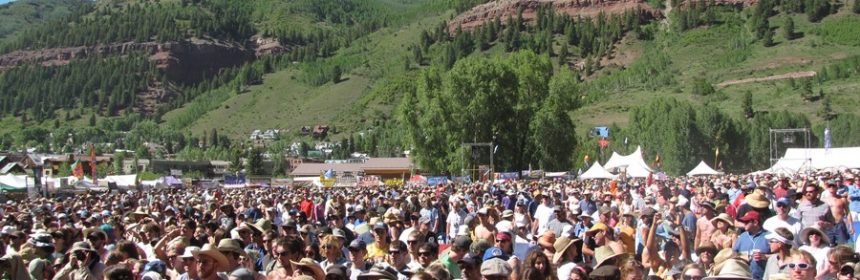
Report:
449,0,662,32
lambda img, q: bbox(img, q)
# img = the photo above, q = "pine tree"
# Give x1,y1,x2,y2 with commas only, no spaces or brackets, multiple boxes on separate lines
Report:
762,27,775,46
742,91,754,118
820,96,835,120
558,43,570,68
783,16,795,40
89,113,96,126
854,0,860,13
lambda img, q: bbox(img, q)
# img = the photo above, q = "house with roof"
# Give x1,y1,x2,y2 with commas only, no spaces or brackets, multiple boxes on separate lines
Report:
290,157,415,180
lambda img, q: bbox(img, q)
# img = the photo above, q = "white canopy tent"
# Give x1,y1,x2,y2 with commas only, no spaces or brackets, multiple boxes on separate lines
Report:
625,164,653,178
579,162,617,180
603,146,655,177
758,147,860,174
687,161,723,176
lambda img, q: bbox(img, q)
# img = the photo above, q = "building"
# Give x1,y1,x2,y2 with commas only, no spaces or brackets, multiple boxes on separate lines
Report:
290,157,415,180
42,154,112,177
121,159,150,174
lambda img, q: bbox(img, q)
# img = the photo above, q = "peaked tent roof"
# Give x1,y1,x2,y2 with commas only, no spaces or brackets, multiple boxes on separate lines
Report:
687,161,723,176
579,162,617,180
625,163,653,178
758,147,860,174
603,146,654,173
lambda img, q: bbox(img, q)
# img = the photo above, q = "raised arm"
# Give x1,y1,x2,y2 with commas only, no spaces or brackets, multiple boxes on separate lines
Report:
642,213,663,270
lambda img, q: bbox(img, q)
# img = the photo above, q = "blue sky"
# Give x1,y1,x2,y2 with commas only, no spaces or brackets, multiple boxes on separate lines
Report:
0,0,16,4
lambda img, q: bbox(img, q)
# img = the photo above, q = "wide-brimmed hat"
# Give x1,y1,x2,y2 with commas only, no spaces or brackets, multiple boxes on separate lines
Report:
193,244,230,272
744,192,769,208
552,236,578,264
249,219,273,234
710,213,734,228
28,232,53,248
712,249,737,274
357,263,398,280
595,250,626,268
217,239,247,257
800,226,830,246
131,207,150,217
291,258,325,280
696,241,718,255
537,230,556,249
703,258,753,280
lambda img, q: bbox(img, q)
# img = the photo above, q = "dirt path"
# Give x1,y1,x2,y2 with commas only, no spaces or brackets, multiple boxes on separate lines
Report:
716,71,817,87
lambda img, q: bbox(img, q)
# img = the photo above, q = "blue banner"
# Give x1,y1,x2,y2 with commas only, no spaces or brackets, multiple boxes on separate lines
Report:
426,176,449,186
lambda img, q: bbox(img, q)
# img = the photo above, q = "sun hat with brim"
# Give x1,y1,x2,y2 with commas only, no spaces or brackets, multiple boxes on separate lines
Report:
711,249,737,274
800,226,830,246
131,207,150,217
357,264,399,280
744,193,770,209
193,244,230,272
702,258,753,280
552,236,577,264
481,258,513,277
594,250,626,268
586,223,609,235
710,213,734,228
291,258,326,280
217,239,248,258
695,241,718,255
249,219,273,234
29,232,54,248
590,265,620,278
179,246,200,258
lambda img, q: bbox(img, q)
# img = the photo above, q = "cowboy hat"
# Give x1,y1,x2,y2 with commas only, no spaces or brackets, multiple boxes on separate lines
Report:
594,249,626,268
696,241,718,256
744,192,769,209
69,241,97,254
357,263,399,280
131,207,150,217
710,213,734,228
249,219,273,234
800,226,830,246
703,258,753,280
711,249,737,274
291,258,326,280
193,244,230,272
552,236,579,264
217,239,248,258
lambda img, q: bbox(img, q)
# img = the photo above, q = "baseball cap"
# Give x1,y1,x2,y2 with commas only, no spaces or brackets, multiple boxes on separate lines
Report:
418,216,431,225
737,211,760,223
481,258,512,276
349,240,366,250
776,197,791,207
143,260,167,276
452,235,473,250
482,247,509,261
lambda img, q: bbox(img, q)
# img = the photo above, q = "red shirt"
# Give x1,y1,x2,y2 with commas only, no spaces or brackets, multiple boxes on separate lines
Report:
299,199,314,218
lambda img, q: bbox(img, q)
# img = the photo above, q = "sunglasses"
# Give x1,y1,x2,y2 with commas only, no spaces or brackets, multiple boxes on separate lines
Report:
407,240,418,244
683,275,704,280
274,251,289,257
788,263,810,270
389,250,401,254
418,252,433,256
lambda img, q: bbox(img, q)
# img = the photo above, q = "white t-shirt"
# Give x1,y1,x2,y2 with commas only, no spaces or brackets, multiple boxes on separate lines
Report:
762,216,802,246
800,245,831,273
534,204,555,233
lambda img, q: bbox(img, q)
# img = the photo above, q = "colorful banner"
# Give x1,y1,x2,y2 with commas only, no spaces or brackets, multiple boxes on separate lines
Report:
426,176,449,186
494,172,519,180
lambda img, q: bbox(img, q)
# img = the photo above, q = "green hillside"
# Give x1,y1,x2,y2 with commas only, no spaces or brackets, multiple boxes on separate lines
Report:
0,0,84,43
1,0,860,175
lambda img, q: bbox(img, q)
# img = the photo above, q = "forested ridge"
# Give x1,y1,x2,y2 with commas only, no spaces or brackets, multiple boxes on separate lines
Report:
1,0,859,177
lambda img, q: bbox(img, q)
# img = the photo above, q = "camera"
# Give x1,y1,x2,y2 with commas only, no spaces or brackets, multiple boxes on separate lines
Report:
74,251,87,260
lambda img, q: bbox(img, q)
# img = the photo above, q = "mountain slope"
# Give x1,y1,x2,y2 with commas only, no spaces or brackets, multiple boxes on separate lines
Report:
0,0,84,43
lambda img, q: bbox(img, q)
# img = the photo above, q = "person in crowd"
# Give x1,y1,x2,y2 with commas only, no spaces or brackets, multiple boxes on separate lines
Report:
790,250,818,280
762,227,794,280
799,225,832,276
709,213,737,250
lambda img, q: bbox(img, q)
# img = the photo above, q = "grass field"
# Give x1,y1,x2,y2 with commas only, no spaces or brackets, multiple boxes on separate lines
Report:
165,7,452,140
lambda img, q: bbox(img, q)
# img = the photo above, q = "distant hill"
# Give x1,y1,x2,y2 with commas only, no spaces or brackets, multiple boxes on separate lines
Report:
1,0,860,175
0,0,85,42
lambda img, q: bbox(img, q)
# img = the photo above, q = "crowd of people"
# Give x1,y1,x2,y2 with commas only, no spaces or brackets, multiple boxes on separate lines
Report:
2,170,860,280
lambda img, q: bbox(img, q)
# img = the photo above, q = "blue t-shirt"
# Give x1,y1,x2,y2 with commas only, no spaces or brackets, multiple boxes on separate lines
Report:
579,200,598,215
846,185,860,213
734,229,771,280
